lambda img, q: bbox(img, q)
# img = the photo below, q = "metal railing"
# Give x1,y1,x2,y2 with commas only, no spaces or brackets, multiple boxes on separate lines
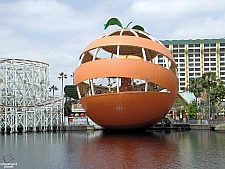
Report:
173,119,225,125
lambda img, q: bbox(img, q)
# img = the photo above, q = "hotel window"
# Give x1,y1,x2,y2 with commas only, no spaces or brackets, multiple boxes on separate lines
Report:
180,68,185,71
180,78,185,81
195,73,201,76
220,48,225,52
204,58,209,61
195,63,200,66
204,63,209,66
188,49,194,52
165,45,169,48
174,54,178,58
173,49,178,53
189,73,194,76
189,63,194,66
188,44,193,47
179,49,185,53
210,48,216,52
175,59,178,62
179,54,185,57
220,62,225,66
188,54,193,57
189,58,193,62
204,49,209,52
173,45,178,48
210,53,216,56
211,63,216,66
179,44,185,48
220,67,225,70
195,58,200,62
158,55,163,58
180,82,185,86
180,87,185,90
180,59,185,62
189,68,194,71
210,43,216,47
211,67,216,71
195,44,200,47
180,73,185,76
195,54,200,57
220,43,225,47
180,64,185,67
195,49,200,53
204,43,209,47
210,58,216,61
195,68,200,71
204,68,209,71
220,58,225,61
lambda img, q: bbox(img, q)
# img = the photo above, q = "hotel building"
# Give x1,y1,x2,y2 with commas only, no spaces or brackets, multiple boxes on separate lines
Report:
157,38,225,92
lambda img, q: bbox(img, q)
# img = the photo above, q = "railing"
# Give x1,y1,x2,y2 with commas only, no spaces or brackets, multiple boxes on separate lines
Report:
72,104,84,110
209,119,225,125
187,120,208,124
174,119,225,125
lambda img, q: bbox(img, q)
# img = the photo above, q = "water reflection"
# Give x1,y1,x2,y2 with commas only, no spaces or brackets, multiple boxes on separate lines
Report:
0,130,225,169
76,131,179,169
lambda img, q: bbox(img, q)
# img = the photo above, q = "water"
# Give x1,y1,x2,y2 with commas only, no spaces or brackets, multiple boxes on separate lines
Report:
0,130,225,169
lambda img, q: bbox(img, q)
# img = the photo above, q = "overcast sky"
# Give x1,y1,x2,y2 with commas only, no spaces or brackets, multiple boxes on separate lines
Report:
0,0,225,96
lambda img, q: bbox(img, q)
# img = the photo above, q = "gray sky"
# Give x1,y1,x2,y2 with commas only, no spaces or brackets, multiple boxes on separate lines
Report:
0,0,225,96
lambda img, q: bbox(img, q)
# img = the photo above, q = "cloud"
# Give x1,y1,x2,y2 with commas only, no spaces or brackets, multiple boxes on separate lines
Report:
1,0,225,95
130,0,225,21
0,1,92,95
126,0,225,39
169,16,225,39
0,1,82,32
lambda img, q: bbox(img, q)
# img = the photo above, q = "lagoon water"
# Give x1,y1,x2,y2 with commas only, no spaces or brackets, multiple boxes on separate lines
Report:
0,130,225,169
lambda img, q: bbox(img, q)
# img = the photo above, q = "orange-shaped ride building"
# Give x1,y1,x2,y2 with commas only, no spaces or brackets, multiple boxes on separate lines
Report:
73,18,178,129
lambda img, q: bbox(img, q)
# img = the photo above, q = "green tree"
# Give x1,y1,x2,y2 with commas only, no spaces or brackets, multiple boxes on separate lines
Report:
49,85,59,98
64,95,78,116
186,72,225,119
186,77,202,102
209,79,225,116
187,100,198,120
201,72,218,90
174,97,187,114
58,72,67,96
201,72,220,118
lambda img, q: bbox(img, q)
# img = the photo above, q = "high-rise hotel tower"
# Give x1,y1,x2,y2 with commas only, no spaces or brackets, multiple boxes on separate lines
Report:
158,38,225,92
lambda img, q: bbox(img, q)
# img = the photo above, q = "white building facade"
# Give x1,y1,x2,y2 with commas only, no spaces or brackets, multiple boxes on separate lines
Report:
158,38,225,92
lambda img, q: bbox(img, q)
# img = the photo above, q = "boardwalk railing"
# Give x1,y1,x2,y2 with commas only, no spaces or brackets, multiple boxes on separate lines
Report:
174,119,225,125
209,119,225,125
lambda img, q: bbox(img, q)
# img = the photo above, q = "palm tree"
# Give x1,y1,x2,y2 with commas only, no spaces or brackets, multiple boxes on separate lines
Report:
201,72,218,92
186,77,203,102
49,85,59,98
58,72,67,96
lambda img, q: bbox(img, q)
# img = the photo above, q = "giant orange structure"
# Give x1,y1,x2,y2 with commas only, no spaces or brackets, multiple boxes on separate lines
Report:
73,18,178,129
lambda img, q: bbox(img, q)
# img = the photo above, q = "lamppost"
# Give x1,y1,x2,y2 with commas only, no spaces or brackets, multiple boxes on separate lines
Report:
208,89,210,121
70,73,74,84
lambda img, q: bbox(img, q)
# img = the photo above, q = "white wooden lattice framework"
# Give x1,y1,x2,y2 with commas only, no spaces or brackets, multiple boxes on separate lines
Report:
0,58,64,132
